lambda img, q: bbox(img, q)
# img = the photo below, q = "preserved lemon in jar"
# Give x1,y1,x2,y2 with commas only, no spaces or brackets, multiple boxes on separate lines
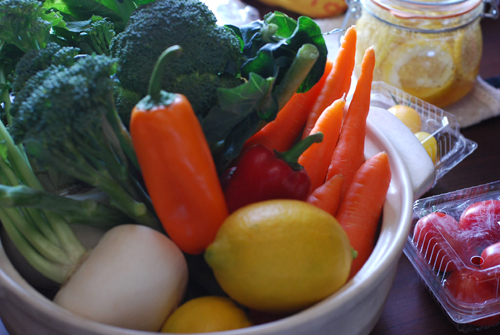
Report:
345,0,497,107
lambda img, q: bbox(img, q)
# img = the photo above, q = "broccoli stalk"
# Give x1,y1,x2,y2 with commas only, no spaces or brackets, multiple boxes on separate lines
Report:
0,185,131,230
9,54,160,230
0,119,87,283
0,118,129,228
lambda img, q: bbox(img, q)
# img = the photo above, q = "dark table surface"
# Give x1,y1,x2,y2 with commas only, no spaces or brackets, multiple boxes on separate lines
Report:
368,16,500,335
1,2,500,335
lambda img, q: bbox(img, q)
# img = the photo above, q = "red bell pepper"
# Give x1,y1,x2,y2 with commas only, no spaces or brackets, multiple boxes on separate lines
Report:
223,132,323,213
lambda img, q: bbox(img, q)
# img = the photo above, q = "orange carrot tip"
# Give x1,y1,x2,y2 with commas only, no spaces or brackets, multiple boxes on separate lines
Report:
307,173,344,217
302,26,357,139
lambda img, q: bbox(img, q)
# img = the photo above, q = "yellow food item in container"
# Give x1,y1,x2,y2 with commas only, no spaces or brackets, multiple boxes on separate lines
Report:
353,0,483,108
415,131,438,164
388,105,422,133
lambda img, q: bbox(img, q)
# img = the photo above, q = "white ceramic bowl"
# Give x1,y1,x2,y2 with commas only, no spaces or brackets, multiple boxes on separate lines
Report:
0,115,415,335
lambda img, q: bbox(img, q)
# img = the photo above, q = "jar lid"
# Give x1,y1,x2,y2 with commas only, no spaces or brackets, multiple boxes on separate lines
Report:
369,0,482,19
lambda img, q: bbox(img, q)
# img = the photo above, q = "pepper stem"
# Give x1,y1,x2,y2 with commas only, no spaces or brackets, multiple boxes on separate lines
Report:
147,45,183,100
276,132,323,171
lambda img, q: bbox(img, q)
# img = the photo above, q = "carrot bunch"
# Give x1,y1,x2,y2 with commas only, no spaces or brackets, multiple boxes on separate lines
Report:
242,26,392,279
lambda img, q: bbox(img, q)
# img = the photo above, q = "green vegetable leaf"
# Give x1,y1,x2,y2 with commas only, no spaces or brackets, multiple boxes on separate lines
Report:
43,0,132,31
203,73,276,144
43,0,121,20
230,11,327,93
51,16,115,55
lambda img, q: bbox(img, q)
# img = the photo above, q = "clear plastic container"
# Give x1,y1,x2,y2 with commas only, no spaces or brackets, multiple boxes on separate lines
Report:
342,0,499,107
405,181,500,331
370,82,477,187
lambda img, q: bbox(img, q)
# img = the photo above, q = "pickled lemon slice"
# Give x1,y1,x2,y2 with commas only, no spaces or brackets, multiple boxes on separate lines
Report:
355,12,396,78
381,39,455,103
453,26,482,81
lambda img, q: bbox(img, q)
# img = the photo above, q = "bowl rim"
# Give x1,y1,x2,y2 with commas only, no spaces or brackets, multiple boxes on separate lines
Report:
0,117,414,335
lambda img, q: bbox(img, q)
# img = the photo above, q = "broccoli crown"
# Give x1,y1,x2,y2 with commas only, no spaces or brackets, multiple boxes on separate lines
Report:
110,0,242,117
10,54,117,146
0,0,51,52
12,43,80,92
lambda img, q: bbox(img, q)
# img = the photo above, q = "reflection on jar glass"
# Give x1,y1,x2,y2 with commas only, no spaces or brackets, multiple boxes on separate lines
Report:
344,0,496,107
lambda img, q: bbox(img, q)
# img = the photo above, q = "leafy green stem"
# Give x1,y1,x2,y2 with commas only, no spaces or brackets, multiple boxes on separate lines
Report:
273,43,320,110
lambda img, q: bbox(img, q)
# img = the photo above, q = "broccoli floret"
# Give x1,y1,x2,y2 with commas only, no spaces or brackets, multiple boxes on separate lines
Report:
12,43,80,92
113,83,142,126
0,0,53,52
110,0,243,118
71,18,116,56
10,54,161,230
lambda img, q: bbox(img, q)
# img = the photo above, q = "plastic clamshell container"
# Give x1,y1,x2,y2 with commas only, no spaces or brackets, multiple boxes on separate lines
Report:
404,181,500,331
370,81,478,195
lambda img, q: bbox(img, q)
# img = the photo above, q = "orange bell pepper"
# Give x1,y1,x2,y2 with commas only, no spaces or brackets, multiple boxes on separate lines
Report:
130,45,229,255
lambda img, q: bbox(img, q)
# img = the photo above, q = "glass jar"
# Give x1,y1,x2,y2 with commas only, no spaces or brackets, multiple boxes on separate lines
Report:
342,0,499,107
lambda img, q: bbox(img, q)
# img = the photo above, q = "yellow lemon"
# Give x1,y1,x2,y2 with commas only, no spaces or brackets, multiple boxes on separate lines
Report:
204,200,353,314
381,39,455,106
160,296,252,333
415,131,438,164
388,105,422,133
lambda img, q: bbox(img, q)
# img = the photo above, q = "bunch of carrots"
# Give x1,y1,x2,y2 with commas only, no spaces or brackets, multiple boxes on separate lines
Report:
242,26,392,279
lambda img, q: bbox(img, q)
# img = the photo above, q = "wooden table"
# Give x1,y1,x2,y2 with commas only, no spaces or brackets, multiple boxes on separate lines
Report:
244,1,500,334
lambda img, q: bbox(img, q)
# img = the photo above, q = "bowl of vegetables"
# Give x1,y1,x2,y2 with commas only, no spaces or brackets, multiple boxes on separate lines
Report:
0,0,415,334
0,106,415,335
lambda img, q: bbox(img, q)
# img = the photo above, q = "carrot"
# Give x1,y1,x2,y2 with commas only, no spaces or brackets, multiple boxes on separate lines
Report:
325,46,376,199
336,152,391,279
298,98,345,191
242,59,334,153
307,173,344,216
301,26,357,139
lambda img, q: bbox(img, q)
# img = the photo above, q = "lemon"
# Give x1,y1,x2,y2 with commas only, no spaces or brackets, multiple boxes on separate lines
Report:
381,39,455,105
160,296,252,333
415,131,438,164
204,200,353,314
388,105,421,133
